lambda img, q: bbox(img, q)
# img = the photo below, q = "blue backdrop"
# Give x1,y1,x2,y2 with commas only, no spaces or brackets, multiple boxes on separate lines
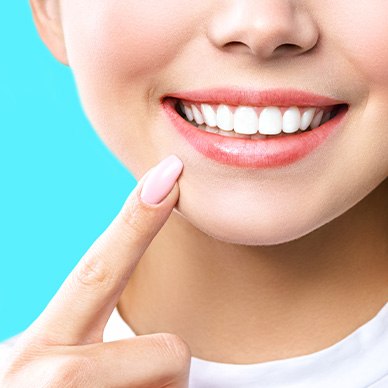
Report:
0,2,137,341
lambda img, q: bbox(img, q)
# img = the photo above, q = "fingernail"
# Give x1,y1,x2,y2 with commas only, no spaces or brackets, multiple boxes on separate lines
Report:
140,155,183,205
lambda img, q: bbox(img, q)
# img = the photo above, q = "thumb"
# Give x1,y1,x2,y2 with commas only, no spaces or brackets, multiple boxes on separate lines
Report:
72,333,192,388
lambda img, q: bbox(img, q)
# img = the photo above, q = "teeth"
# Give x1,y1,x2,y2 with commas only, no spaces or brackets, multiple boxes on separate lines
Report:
282,106,301,134
204,125,218,133
216,104,234,131
178,101,336,137
310,110,324,129
192,104,205,125
201,103,217,127
183,105,194,122
322,111,331,124
234,106,259,135
259,107,282,135
300,108,316,131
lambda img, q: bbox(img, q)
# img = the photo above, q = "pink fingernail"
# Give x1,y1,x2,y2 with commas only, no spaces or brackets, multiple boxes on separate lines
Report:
140,155,183,205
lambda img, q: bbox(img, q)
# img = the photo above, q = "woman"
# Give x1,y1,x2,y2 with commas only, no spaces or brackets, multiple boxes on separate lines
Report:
1,0,387,387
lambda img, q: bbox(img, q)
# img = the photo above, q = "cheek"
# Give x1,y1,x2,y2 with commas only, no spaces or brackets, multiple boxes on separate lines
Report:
347,31,388,86
60,1,198,166
329,4,388,86
62,2,194,80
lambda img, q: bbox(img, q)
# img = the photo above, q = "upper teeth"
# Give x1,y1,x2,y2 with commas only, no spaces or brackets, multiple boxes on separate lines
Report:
179,101,333,136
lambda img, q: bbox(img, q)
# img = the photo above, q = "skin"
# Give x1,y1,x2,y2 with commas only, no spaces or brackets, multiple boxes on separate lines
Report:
11,0,387,375
1,168,191,387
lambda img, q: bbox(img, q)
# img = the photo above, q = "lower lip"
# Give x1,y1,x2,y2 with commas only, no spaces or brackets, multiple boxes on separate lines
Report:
162,98,348,169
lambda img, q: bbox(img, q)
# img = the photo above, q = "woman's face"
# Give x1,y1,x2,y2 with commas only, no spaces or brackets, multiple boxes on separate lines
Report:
56,0,388,245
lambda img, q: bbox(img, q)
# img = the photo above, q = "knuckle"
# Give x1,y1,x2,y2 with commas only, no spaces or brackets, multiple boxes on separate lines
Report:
46,355,94,387
119,194,155,240
74,248,115,290
152,333,192,368
1,342,45,382
1,348,93,388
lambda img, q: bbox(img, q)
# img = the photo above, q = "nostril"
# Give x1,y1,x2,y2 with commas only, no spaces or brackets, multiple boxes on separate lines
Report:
223,41,253,54
280,43,300,49
274,43,304,56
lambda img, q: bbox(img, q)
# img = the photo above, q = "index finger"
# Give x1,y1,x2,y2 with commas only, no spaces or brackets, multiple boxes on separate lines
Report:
29,155,184,346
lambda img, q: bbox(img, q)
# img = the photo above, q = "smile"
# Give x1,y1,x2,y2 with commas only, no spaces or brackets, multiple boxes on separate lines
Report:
161,88,349,168
176,100,340,139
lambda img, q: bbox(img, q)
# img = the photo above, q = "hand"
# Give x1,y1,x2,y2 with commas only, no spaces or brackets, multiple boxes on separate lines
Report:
1,155,190,388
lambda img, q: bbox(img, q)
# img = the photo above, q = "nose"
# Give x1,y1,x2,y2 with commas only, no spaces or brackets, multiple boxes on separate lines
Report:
207,0,319,60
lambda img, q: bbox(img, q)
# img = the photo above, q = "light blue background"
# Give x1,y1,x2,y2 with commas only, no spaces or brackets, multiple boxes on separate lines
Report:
0,2,137,341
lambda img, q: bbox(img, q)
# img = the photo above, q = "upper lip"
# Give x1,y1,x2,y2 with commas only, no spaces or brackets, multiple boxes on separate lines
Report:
163,87,347,107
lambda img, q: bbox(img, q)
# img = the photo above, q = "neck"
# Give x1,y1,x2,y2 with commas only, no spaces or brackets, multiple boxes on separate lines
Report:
117,179,388,364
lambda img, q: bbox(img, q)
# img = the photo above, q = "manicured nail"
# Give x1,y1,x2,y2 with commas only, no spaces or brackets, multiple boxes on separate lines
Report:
140,155,183,205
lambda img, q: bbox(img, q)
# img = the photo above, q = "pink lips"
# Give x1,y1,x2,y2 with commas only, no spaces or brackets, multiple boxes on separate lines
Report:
161,88,348,169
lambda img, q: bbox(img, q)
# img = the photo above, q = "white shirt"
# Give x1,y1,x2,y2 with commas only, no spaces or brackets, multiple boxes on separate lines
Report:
1,302,388,387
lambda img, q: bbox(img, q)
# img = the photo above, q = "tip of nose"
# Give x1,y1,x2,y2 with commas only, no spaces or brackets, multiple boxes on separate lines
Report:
208,3,319,61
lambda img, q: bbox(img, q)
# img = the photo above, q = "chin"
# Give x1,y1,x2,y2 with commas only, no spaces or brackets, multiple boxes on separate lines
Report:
172,176,369,246
169,155,387,247
173,198,324,247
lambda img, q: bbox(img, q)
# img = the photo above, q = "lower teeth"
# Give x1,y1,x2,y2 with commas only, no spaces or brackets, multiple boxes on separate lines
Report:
189,120,313,139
